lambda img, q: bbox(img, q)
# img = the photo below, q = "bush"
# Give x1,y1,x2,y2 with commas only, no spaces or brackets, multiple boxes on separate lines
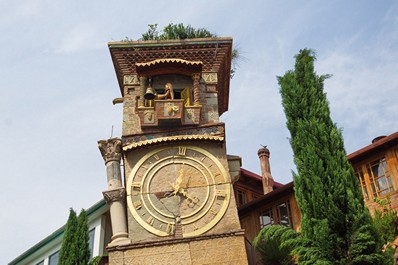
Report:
253,225,298,265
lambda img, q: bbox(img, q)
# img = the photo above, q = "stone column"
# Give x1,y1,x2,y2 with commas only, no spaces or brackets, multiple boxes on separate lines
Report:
258,146,274,195
98,138,130,246
138,75,147,108
192,73,201,106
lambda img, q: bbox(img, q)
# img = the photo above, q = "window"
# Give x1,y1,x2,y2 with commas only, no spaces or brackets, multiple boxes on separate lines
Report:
367,157,394,196
36,261,44,265
259,207,274,228
89,228,95,258
236,190,247,207
355,167,369,201
49,251,59,265
258,200,293,229
277,201,292,227
355,156,394,200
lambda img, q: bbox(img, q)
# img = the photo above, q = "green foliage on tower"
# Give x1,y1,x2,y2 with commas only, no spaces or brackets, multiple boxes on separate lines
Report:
59,208,78,265
137,23,241,78
76,209,91,265
278,49,389,264
140,23,214,40
59,208,92,265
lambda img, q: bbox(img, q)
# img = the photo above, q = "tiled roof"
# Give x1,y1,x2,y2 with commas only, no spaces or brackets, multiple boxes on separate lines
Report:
347,131,398,164
240,168,284,188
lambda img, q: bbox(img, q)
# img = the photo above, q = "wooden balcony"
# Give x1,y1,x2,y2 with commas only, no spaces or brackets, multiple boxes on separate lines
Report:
137,100,201,127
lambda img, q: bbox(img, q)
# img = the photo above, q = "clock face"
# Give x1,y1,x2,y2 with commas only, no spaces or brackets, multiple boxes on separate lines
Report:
126,145,231,237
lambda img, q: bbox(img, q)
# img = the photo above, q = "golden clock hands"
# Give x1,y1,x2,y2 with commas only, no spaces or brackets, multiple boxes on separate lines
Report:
169,165,199,207
181,174,192,189
179,189,199,208
154,191,173,199
170,167,184,196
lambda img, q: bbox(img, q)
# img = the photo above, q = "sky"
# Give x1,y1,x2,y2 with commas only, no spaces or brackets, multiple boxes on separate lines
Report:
1,0,398,263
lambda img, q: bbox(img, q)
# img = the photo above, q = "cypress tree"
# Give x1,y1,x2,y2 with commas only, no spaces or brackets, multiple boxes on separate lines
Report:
59,208,78,265
76,209,91,265
278,49,386,264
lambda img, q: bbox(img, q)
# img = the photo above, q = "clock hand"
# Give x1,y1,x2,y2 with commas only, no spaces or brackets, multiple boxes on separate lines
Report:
170,166,184,195
154,191,173,199
179,189,199,208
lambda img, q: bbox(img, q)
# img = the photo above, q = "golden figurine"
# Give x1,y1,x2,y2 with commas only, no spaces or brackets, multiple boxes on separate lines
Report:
156,82,174,100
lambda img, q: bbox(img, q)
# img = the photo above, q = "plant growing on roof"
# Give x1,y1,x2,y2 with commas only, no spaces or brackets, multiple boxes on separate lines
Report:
138,23,241,78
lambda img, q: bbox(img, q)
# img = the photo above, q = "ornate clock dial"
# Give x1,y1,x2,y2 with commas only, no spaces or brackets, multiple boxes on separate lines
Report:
126,145,231,237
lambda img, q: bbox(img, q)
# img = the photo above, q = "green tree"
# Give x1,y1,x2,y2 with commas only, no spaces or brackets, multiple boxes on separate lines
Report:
59,208,78,265
278,49,387,264
253,225,298,265
59,208,93,265
76,209,91,265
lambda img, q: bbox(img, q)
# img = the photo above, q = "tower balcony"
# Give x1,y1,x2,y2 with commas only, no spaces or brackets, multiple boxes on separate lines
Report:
137,100,201,127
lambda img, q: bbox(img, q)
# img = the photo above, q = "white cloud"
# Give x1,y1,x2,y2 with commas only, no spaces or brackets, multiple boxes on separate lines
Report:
315,15,398,152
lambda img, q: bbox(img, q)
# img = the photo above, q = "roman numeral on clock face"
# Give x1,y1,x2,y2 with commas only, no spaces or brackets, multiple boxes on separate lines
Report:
166,223,175,234
215,190,226,199
147,216,154,226
177,146,186,156
133,200,142,210
132,182,141,191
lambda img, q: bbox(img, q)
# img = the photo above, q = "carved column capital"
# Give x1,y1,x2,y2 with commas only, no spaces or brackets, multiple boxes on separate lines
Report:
192,73,201,81
103,188,126,203
138,74,148,81
98,138,122,163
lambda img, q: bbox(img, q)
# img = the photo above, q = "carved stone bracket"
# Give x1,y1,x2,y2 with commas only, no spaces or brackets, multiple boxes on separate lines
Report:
98,138,122,163
103,188,126,204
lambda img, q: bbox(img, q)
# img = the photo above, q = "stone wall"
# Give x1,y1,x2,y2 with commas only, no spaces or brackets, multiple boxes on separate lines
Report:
108,232,248,265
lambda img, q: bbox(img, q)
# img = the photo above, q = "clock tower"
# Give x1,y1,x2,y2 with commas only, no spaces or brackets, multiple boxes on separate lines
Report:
99,38,248,264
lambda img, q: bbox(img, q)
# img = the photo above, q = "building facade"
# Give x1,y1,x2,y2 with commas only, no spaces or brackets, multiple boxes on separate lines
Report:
349,132,398,213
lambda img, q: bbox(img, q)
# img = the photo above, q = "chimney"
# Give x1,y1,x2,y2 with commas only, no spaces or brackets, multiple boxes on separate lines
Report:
258,146,274,195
